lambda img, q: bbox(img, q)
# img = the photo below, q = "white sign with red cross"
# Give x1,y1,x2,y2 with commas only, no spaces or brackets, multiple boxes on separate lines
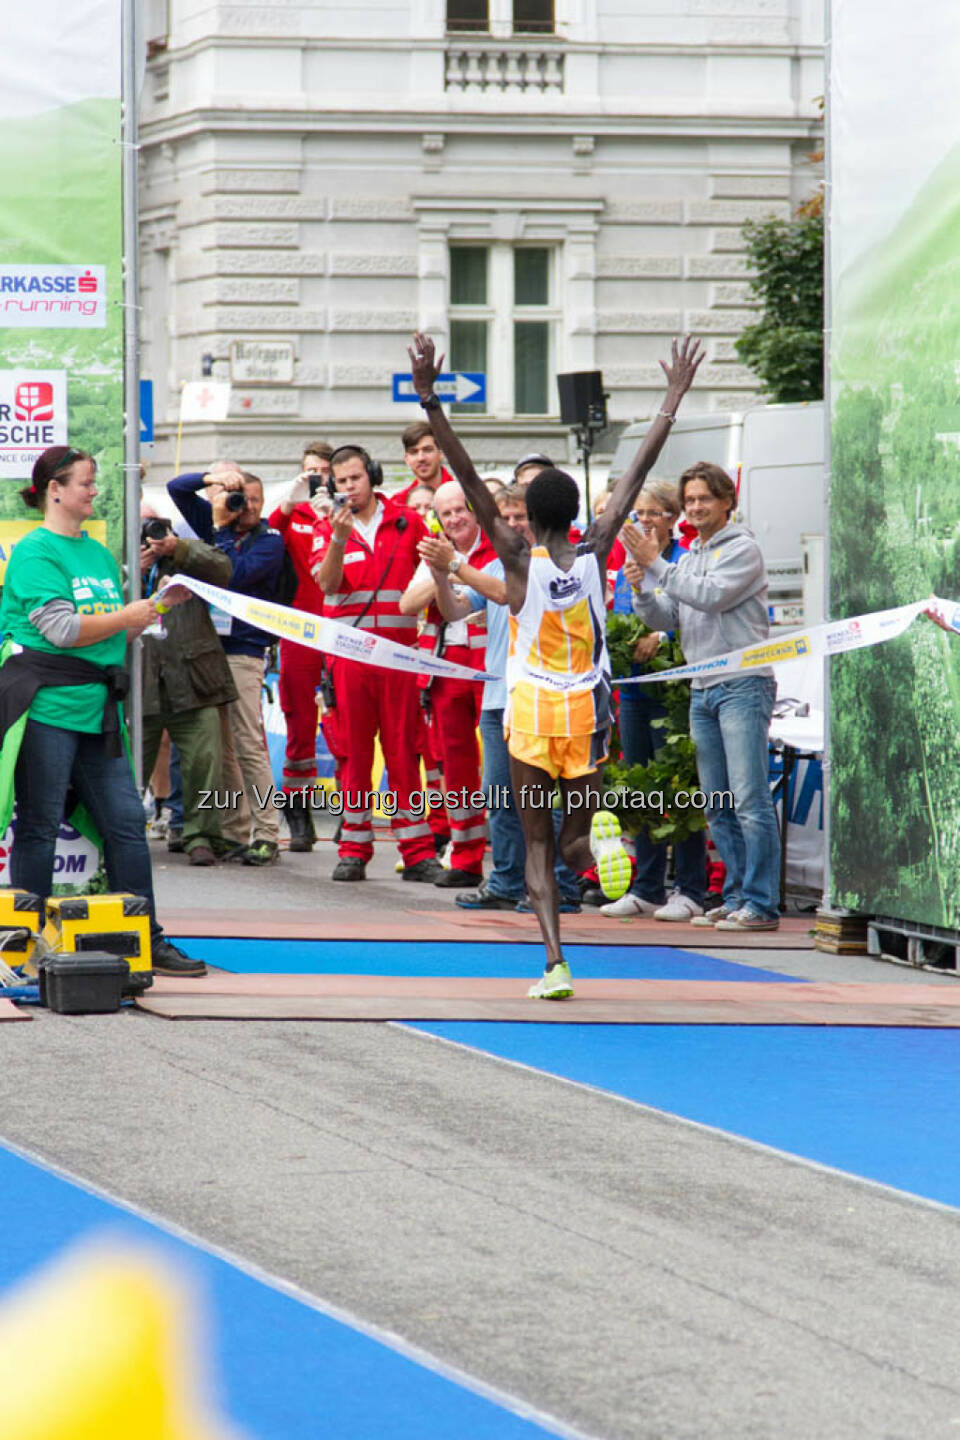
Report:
0,369,68,477
180,381,231,423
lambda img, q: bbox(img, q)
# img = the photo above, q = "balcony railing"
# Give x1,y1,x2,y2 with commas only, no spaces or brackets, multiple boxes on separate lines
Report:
445,44,564,92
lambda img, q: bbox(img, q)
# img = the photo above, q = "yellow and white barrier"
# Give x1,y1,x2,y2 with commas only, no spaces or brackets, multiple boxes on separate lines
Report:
170,574,494,685
617,597,958,687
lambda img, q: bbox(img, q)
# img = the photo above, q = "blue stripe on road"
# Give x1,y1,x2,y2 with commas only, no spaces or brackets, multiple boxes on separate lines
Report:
0,1143,576,1440
171,938,798,983
404,1023,960,1209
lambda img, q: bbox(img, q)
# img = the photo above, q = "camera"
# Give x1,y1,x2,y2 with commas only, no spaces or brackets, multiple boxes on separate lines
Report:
224,490,247,514
141,517,173,545
332,493,348,510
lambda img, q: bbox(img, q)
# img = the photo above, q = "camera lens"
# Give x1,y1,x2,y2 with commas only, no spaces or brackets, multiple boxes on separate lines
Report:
225,491,247,513
142,518,171,542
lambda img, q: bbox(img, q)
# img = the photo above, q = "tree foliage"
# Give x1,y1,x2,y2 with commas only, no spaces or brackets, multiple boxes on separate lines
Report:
735,211,824,403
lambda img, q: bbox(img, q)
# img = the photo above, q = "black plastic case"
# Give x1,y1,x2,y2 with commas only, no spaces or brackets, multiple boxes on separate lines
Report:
40,951,130,1014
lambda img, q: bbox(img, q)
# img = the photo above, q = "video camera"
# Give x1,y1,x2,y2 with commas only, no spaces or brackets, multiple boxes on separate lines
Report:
141,517,174,545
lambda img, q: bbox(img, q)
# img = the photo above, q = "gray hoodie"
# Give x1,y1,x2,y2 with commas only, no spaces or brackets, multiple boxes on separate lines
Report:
632,522,772,688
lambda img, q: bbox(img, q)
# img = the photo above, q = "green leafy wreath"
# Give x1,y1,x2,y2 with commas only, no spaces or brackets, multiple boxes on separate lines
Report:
604,612,706,844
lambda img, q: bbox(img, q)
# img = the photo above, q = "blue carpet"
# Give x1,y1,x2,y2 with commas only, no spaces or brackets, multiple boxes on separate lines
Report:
171,937,798,983
406,1023,960,1209
0,1145,568,1439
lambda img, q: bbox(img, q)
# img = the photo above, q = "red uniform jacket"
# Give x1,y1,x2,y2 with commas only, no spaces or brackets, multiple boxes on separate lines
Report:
268,502,325,616
309,494,427,646
392,467,456,508
417,528,498,673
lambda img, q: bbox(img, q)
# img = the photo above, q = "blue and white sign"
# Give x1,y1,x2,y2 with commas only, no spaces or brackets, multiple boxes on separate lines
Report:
139,379,154,443
392,372,486,405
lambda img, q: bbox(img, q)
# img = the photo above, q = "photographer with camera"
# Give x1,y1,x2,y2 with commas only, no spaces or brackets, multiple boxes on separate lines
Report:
168,463,285,865
140,511,237,867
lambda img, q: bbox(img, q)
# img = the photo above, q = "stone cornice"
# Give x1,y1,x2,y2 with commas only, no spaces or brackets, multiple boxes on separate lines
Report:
140,108,822,149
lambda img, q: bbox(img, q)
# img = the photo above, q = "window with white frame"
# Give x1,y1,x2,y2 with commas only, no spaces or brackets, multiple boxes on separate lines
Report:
448,244,559,416
446,0,555,36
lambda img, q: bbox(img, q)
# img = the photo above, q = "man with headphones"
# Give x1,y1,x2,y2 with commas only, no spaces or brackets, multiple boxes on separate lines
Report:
311,445,443,883
267,440,335,851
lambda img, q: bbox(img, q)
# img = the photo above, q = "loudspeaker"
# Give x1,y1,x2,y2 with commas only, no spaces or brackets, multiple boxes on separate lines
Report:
557,371,606,430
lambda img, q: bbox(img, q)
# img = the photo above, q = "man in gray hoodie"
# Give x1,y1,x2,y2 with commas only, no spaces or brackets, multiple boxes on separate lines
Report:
627,460,781,930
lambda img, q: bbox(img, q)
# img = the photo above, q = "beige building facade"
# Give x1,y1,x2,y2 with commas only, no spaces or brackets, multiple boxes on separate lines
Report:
138,0,823,486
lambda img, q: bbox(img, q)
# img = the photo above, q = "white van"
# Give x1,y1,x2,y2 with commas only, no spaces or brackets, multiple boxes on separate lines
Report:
608,402,825,622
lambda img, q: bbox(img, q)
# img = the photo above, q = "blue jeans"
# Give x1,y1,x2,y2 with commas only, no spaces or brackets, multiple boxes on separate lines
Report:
12,719,160,934
167,743,184,831
620,693,706,907
689,677,780,918
480,708,579,903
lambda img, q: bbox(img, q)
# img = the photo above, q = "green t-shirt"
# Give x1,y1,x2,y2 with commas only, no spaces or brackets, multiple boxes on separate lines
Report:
0,527,126,733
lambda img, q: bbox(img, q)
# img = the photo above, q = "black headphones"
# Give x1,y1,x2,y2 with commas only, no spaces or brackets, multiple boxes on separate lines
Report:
327,445,383,497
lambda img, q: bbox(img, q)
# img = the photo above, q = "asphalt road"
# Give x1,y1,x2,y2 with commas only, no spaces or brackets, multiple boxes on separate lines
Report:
2,836,959,1437
3,1002,960,1438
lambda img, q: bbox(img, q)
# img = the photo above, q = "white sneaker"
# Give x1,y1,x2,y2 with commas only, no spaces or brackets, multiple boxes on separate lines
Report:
691,903,737,927
600,893,659,919
654,891,705,923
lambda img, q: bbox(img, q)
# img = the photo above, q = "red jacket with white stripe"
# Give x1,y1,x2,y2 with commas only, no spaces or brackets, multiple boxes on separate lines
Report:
417,527,498,672
309,494,427,646
268,502,325,616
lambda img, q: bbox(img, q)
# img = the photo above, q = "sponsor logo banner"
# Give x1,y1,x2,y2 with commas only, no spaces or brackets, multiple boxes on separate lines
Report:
0,265,106,328
0,370,67,476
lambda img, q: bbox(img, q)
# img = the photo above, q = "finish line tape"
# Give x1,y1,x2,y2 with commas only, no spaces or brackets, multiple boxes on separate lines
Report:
617,595,960,686
168,573,496,684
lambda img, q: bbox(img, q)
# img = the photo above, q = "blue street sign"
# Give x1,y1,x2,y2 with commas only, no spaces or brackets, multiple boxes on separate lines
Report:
139,379,154,443
392,372,486,405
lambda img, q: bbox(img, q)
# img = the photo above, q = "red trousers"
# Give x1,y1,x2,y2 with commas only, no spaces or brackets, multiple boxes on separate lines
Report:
278,639,324,794
415,704,449,845
332,659,434,866
428,677,486,873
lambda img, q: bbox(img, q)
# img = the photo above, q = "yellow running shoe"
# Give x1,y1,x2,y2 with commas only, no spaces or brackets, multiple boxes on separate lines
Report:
590,810,632,901
528,962,574,1000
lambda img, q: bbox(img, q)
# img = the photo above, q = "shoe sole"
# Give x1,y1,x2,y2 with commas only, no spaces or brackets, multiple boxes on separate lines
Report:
714,920,780,931
528,980,574,1000
152,966,207,978
589,811,632,901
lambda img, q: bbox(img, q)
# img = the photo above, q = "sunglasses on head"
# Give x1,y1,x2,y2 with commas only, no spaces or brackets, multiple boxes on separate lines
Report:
52,447,83,476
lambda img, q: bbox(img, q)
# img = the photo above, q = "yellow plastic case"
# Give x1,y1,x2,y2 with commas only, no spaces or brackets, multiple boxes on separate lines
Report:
0,890,44,970
43,894,153,994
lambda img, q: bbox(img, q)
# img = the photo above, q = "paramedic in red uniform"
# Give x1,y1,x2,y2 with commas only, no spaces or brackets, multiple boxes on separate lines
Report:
311,446,443,883
392,421,454,507
267,441,333,851
399,480,502,888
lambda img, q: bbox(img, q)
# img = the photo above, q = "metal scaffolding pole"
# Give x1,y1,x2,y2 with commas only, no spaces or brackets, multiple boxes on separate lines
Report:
121,0,142,785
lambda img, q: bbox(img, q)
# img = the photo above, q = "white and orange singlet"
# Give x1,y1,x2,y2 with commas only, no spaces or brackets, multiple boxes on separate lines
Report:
505,545,612,780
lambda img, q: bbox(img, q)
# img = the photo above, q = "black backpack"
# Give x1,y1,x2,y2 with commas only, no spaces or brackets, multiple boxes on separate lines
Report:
275,547,299,608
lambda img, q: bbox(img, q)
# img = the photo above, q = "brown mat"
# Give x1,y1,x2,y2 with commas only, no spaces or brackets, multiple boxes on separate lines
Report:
158,907,815,949
0,998,30,1022
136,976,960,1026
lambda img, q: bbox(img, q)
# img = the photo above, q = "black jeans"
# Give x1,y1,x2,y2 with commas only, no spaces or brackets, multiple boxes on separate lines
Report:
12,718,160,934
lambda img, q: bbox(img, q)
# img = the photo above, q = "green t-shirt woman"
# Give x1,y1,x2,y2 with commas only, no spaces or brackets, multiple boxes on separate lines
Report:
0,445,205,977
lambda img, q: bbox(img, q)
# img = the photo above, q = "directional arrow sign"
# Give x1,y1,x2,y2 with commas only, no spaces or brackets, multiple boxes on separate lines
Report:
392,372,486,405
139,379,154,443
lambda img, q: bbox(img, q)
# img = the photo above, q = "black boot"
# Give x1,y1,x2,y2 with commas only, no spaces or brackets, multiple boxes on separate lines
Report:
286,793,316,852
